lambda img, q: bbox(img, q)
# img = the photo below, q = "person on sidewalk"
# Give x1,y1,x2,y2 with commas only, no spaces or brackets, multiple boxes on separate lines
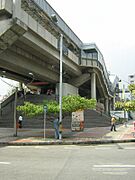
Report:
110,116,117,131
53,117,59,139
18,115,23,128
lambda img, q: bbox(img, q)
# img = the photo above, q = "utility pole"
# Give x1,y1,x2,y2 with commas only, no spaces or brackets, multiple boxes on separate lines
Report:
14,87,18,136
51,14,63,140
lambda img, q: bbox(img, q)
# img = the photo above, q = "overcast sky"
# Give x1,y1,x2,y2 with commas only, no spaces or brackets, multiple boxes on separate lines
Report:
0,0,135,95
47,0,135,78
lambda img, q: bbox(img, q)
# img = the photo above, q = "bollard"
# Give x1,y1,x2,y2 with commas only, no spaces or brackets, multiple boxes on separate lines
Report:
132,121,135,137
133,121,135,131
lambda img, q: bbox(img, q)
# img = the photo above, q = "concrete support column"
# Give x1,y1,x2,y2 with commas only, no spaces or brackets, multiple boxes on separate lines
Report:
12,0,21,18
110,96,114,111
105,98,109,114
113,95,116,110
91,72,96,99
56,83,78,97
108,98,112,115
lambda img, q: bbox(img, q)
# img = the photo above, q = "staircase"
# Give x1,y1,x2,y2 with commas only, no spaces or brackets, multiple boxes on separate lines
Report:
62,109,111,130
0,94,111,129
84,109,111,128
0,93,15,127
22,109,111,129
0,93,55,128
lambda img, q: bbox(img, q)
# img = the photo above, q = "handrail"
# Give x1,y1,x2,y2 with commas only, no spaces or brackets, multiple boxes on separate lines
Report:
81,58,113,96
0,92,15,109
31,0,83,48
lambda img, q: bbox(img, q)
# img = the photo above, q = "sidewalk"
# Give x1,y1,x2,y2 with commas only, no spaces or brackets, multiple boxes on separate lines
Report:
0,120,135,145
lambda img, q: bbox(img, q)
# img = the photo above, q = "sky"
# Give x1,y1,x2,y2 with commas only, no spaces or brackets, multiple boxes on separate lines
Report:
0,0,135,95
47,0,135,78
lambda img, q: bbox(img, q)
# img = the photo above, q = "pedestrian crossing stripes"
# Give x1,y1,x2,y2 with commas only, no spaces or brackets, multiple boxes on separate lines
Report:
93,164,135,175
93,165,135,168
0,162,11,165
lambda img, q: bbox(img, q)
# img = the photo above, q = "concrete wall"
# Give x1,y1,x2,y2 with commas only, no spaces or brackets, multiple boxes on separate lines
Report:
0,0,12,15
56,83,78,96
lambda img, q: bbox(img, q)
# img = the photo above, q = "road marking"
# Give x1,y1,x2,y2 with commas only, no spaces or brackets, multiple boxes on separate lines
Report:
103,172,128,175
64,146,80,150
93,164,135,175
124,147,135,150
6,146,21,148
95,147,111,150
94,165,135,168
96,144,114,147
0,162,11,165
35,146,49,149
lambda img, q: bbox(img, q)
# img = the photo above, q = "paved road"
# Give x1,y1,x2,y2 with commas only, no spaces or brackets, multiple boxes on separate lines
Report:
0,143,135,180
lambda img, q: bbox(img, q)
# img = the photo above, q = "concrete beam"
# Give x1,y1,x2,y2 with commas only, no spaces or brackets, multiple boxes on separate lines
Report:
0,0,12,16
0,19,12,36
18,7,81,76
0,49,59,82
69,73,90,87
0,18,27,54
0,68,28,83
20,31,82,77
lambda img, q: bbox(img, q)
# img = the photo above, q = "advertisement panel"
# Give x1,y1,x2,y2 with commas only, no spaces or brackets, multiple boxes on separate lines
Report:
71,110,84,131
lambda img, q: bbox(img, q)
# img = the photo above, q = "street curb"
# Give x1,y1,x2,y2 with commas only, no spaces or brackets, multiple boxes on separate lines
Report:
0,138,135,146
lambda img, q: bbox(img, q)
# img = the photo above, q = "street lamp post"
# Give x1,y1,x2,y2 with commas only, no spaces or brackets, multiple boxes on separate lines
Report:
119,79,131,119
14,87,18,136
59,33,63,140
51,14,63,140
28,72,34,85
119,79,131,100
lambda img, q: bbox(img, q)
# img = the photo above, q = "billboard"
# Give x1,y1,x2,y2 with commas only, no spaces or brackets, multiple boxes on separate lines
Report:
71,110,84,131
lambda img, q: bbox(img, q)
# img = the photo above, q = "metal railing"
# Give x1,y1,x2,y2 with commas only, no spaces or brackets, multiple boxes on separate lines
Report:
32,0,82,48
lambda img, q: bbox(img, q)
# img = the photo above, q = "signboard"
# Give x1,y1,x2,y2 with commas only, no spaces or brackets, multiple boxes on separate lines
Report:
43,105,48,139
71,110,84,131
44,105,48,113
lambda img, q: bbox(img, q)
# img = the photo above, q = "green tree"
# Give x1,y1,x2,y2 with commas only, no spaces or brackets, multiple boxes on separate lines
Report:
115,83,135,111
115,100,135,111
17,95,96,119
128,83,135,98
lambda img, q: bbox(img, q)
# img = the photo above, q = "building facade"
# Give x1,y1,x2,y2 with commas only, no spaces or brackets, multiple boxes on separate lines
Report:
0,0,115,114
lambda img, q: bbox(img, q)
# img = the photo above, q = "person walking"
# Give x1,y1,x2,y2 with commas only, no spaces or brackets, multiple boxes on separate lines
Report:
110,116,117,131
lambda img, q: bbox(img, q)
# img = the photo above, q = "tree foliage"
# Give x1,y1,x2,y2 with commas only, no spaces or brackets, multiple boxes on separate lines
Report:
17,95,96,118
115,83,135,111
115,100,135,111
128,84,135,97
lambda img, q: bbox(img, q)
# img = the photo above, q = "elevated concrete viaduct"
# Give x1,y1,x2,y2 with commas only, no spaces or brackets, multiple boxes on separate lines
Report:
0,0,114,113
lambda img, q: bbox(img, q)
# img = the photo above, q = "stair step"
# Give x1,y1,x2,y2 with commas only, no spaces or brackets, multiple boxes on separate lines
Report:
0,94,111,129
